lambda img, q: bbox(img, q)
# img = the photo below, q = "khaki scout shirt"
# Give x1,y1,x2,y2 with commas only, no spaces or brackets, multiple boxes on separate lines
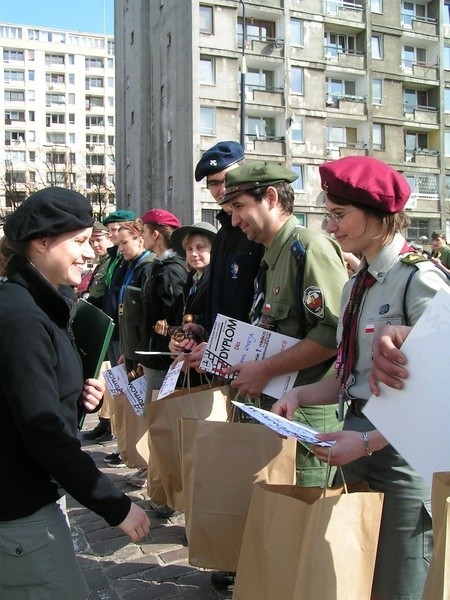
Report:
339,233,450,401
262,216,348,385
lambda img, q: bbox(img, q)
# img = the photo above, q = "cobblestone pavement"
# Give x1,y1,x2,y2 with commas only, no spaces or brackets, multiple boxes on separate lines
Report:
70,414,233,600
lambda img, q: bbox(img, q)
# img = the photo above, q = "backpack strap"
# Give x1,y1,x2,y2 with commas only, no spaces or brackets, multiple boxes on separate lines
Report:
290,227,307,339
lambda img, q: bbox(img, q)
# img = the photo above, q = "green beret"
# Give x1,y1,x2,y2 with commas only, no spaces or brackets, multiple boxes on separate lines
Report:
103,210,135,225
432,230,446,239
220,160,298,205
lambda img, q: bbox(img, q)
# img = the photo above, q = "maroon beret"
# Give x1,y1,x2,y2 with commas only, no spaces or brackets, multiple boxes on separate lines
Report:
319,156,411,214
141,208,181,229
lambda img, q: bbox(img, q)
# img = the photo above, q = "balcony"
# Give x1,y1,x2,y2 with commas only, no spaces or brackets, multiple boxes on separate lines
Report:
245,135,286,157
326,141,367,159
324,48,365,69
401,15,438,36
246,85,284,108
405,148,439,167
325,94,366,115
404,105,438,125
402,61,438,81
324,1,364,23
244,37,284,59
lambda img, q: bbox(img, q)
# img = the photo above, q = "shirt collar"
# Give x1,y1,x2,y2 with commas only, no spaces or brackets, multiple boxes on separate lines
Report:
263,215,299,269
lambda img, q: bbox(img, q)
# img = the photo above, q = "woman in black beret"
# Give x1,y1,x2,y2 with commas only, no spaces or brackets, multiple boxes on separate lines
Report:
0,188,150,599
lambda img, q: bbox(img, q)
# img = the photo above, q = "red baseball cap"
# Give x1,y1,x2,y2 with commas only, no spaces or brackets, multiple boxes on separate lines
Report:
319,156,411,214
141,209,181,229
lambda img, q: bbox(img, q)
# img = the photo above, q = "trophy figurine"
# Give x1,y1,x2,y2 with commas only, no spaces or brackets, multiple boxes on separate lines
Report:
154,314,203,343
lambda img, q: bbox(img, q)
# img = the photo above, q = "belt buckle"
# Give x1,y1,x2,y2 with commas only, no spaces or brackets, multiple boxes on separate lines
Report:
353,399,366,418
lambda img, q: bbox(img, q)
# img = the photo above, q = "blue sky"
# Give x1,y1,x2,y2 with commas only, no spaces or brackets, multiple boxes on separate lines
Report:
1,0,114,35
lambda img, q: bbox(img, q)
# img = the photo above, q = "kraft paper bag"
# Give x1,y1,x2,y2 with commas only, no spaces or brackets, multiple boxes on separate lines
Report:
179,419,297,571
147,383,232,512
422,472,450,600
233,481,384,600
112,393,148,468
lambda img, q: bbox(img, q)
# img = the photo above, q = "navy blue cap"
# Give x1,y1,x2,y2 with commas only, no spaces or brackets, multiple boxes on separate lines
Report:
195,141,244,182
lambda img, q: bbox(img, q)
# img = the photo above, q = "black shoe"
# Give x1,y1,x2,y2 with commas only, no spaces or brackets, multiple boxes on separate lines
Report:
103,451,120,463
83,418,109,440
153,504,181,519
210,571,236,590
95,432,116,443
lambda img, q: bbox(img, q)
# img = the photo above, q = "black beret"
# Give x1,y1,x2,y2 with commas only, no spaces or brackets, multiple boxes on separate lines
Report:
195,141,244,182
4,187,94,242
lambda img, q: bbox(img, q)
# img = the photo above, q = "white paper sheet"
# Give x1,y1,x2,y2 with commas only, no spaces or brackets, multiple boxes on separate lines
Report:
124,375,147,416
232,401,334,447
363,287,450,485
103,364,128,396
156,360,184,400
200,314,299,399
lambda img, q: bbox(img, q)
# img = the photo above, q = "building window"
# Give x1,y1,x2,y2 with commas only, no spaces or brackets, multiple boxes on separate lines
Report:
291,118,304,143
29,151,35,162
291,67,304,94
407,219,429,241
373,123,385,150
85,57,103,68
200,55,215,84
371,35,383,59
46,93,65,106
290,19,303,46
325,32,356,57
46,73,65,85
201,209,217,226
3,49,24,61
445,47,450,70
246,68,275,95
68,93,75,104
45,53,64,66
294,213,307,227
372,78,383,104
4,70,24,83
85,76,103,89
402,2,427,27
445,131,450,156
246,116,276,140
402,45,426,69
238,17,275,47
291,165,304,191
86,154,105,167
371,0,383,12
5,150,26,162
0,26,22,39
445,88,450,113
5,90,25,102
404,88,429,111
86,115,105,127
200,5,213,34
200,106,215,135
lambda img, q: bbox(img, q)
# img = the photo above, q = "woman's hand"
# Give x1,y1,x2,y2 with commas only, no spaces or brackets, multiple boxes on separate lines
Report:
81,377,105,411
313,429,388,466
369,325,411,396
118,503,150,542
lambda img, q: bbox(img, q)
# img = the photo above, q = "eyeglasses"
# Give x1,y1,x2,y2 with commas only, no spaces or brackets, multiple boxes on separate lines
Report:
324,209,357,224
206,179,226,190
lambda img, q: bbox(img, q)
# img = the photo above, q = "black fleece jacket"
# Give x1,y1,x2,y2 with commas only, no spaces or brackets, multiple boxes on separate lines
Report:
0,256,131,524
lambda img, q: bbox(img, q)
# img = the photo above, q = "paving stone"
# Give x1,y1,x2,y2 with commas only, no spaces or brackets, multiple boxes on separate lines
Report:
106,554,160,578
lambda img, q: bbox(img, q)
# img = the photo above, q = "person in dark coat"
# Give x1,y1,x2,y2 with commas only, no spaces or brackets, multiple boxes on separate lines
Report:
0,188,150,600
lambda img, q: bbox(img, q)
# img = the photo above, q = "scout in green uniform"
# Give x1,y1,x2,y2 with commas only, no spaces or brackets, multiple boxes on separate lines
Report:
86,222,113,307
430,229,450,274
220,161,349,486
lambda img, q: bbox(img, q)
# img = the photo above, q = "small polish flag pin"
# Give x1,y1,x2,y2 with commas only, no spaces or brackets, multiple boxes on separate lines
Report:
365,323,375,334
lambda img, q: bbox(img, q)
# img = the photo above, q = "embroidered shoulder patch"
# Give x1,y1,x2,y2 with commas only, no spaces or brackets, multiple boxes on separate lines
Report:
303,286,325,319
400,252,428,266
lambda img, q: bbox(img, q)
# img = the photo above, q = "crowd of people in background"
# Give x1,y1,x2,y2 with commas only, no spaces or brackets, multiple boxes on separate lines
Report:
1,141,449,599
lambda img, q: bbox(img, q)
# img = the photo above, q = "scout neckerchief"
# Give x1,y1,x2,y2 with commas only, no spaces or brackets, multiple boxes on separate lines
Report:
118,251,150,314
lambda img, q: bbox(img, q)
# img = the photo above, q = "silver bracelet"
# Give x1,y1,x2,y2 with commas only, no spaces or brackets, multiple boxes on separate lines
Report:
362,431,373,456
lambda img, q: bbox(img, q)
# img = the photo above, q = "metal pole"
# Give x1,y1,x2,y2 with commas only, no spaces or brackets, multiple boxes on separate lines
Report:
239,0,246,149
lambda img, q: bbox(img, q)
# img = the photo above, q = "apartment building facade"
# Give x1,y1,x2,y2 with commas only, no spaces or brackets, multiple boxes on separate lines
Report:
0,22,116,218
114,0,450,242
